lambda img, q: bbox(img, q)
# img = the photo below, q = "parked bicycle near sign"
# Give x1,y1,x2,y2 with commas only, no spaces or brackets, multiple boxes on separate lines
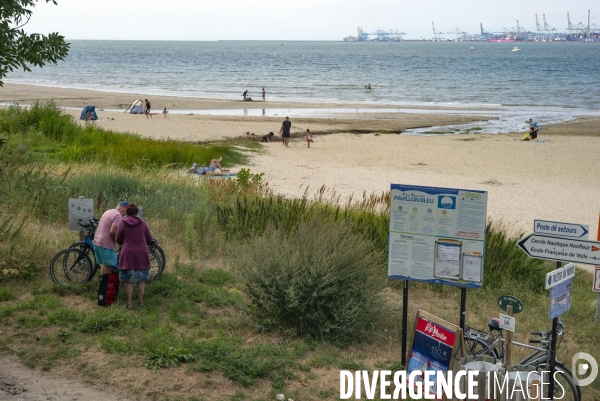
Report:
50,217,165,286
464,317,581,401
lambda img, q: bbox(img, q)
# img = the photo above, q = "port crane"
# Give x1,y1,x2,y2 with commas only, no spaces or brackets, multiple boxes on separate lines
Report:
432,22,444,41
448,28,467,41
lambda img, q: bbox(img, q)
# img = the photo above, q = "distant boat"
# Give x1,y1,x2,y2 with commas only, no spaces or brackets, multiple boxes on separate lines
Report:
512,46,522,52
468,47,476,51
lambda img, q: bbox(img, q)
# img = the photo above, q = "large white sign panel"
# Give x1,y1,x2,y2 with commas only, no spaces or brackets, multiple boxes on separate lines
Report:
68,198,94,230
534,219,589,239
388,184,487,288
517,234,600,265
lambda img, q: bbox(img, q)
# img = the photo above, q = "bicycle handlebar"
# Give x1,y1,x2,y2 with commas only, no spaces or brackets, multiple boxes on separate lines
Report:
529,339,542,344
530,331,544,336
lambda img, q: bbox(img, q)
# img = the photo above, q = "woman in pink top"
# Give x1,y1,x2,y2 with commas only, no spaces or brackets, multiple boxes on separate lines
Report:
116,204,154,309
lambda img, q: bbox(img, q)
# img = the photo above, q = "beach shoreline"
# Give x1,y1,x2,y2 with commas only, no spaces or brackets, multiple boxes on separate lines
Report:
1,83,599,239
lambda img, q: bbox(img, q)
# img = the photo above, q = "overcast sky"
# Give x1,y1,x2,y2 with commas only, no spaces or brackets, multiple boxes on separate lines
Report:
25,0,598,41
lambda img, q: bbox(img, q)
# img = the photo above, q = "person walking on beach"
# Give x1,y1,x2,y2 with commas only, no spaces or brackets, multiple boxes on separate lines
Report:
305,129,313,148
144,99,152,118
242,90,248,100
162,108,168,119
280,116,291,147
116,204,154,309
262,88,266,101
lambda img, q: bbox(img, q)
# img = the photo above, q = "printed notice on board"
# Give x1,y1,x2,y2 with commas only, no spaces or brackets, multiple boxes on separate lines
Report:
388,184,487,288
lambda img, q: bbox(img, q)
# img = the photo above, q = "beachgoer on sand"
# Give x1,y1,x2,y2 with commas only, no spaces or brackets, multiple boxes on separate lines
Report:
209,157,229,173
262,88,266,101
145,99,152,119
261,132,274,142
280,116,291,147
521,126,538,141
305,129,313,148
243,90,248,100
163,108,168,118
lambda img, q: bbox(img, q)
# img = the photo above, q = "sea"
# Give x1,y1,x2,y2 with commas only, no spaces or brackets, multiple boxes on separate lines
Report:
5,40,600,134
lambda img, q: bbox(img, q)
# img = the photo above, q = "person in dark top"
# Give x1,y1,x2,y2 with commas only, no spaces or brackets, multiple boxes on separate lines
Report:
144,99,152,119
261,132,274,142
242,90,248,100
116,204,154,309
280,116,291,147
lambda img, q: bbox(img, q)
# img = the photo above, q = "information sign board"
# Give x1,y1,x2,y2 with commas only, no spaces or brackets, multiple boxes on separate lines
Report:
517,234,600,265
593,267,600,293
545,263,576,289
68,198,94,230
499,313,516,332
497,295,524,314
534,219,589,239
388,184,487,288
407,311,463,398
549,278,573,319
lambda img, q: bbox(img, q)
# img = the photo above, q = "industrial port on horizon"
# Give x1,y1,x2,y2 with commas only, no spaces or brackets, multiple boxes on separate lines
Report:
344,10,600,43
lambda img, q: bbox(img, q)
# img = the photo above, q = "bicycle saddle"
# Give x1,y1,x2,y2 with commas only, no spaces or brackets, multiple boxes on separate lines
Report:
488,318,502,331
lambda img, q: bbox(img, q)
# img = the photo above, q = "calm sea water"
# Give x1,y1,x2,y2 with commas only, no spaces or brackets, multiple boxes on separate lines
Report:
6,40,600,109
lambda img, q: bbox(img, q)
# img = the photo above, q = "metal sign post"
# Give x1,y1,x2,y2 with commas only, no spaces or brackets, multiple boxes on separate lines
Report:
401,280,408,366
549,261,561,401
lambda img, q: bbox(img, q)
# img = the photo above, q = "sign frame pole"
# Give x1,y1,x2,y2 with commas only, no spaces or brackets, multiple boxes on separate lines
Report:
460,287,467,330
401,280,409,366
549,261,561,400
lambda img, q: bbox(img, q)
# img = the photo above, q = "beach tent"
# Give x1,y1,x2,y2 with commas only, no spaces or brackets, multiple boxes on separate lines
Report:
80,105,98,120
124,99,144,114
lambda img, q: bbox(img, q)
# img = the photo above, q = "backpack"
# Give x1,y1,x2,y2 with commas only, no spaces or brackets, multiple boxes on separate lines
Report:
98,272,120,306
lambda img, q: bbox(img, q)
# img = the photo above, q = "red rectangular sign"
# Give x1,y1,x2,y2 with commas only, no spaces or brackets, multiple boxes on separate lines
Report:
415,317,456,347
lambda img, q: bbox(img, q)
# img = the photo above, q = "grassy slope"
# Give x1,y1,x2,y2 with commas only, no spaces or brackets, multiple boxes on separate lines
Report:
0,104,598,401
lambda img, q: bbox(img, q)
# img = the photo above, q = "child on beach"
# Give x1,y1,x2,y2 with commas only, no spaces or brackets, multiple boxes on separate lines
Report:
305,129,313,148
163,108,168,118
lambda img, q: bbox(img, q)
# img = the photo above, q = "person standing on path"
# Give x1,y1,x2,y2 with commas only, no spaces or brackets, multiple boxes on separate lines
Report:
93,201,129,275
262,88,266,101
144,99,152,118
280,116,291,147
116,204,154,309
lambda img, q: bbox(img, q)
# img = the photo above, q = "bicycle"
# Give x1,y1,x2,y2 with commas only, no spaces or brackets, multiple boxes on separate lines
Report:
464,317,581,401
50,217,166,286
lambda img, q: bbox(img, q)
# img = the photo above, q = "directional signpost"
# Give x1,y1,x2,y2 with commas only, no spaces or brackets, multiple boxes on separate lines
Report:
517,234,600,265
518,219,595,400
534,219,589,239
545,263,576,290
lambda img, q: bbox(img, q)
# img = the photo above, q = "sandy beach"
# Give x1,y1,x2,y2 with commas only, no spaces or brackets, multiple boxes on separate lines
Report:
2,83,599,238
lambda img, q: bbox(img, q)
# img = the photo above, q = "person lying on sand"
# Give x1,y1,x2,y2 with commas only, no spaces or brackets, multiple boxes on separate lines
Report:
209,157,229,173
189,163,209,175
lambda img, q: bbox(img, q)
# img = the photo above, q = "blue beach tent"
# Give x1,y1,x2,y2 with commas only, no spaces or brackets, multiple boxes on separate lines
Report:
80,105,98,120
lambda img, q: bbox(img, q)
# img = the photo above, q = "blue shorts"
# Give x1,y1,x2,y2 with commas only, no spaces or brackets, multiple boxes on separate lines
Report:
119,269,150,283
209,166,216,172
94,245,117,267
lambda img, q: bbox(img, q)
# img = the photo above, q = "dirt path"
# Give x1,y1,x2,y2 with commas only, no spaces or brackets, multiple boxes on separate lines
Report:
0,357,132,401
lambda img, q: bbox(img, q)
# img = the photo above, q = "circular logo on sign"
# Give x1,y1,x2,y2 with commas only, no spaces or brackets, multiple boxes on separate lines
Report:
398,206,403,211
412,207,418,212
427,209,432,213
442,210,447,215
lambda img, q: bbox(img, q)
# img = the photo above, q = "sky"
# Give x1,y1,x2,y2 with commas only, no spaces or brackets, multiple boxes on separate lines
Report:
24,0,598,41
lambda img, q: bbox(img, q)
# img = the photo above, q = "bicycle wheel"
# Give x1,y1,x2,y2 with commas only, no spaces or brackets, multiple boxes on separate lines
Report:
464,334,500,359
148,246,165,284
69,241,98,281
536,362,580,401
50,249,94,286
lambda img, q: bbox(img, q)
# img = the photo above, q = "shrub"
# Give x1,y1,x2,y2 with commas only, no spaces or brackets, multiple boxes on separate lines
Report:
484,220,549,292
230,217,386,344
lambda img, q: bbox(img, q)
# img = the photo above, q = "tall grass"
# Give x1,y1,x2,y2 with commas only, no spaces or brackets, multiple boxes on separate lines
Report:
0,102,249,169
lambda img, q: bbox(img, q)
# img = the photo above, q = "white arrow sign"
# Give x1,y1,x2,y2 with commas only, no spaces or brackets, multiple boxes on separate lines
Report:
517,234,600,265
534,219,589,239
545,263,576,289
